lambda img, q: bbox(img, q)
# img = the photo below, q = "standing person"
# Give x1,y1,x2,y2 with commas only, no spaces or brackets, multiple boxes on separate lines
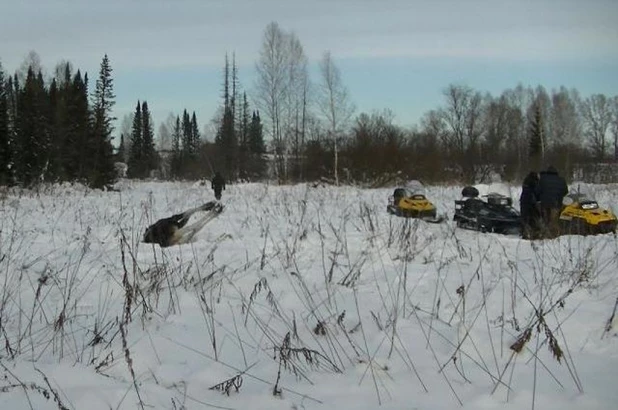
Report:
519,171,540,239
211,171,226,200
537,165,568,237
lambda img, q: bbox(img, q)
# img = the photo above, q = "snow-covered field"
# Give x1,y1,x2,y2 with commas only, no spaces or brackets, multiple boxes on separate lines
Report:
1,180,617,410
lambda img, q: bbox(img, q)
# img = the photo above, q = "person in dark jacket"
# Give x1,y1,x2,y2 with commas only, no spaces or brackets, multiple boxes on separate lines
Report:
537,165,568,237
211,172,226,200
519,171,540,239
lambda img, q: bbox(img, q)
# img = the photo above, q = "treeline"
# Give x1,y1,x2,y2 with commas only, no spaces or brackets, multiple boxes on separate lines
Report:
247,22,618,185
320,84,618,185
3,21,618,189
115,53,268,182
0,55,117,188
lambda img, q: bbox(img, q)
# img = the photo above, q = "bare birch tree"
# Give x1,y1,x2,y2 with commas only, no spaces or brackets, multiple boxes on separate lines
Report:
157,113,176,151
439,84,484,182
580,94,612,160
254,22,288,181
284,33,310,181
317,51,355,185
609,96,618,160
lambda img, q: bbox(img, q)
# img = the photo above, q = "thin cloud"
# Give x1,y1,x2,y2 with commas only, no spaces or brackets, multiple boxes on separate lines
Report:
1,0,616,73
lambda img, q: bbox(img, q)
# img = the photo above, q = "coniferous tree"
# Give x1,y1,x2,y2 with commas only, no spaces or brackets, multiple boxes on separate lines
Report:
215,55,238,179
170,115,181,178
529,101,545,171
6,75,18,147
190,112,200,155
249,111,265,154
247,110,266,179
141,100,158,175
181,109,191,158
64,70,91,181
128,101,143,177
49,63,72,181
89,54,117,188
46,78,62,182
14,67,49,186
0,62,11,185
117,133,126,163
238,92,250,179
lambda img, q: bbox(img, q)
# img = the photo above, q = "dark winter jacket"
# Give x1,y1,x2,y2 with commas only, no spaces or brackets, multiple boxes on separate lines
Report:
211,173,226,192
537,166,568,208
519,172,539,218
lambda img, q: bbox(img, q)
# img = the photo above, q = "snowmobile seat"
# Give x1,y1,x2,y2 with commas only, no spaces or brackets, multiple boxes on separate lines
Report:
486,193,513,207
461,186,479,198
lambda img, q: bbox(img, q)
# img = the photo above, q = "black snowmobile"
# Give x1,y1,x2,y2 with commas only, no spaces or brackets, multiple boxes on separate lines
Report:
453,186,521,235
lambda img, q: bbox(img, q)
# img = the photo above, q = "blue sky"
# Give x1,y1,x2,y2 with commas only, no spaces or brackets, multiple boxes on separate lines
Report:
1,0,617,139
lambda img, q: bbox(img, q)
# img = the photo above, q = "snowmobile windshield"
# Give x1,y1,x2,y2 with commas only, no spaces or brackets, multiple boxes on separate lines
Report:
580,201,599,210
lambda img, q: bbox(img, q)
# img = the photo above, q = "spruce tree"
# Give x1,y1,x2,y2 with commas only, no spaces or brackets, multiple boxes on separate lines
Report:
238,92,250,179
141,101,157,175
181,110,193,175
190,112,200,155
171,115,181,178
215,55,238,179
128,101,143,178
0,62,10,185
117,133,126,163
4,76,18,183
47,78,61,181
89,54,117,188
247,110,266,179
64,70,91,181
52,63,73,181
249,111,265,155
528,102,544,171
15,67,49,186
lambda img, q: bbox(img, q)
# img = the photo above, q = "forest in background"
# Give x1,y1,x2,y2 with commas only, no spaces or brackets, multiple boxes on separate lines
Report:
2,22,618,189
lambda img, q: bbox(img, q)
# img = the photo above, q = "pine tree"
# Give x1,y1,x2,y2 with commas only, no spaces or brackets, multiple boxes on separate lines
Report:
238,92,250,179
181,110,194,162
190,111,200,155
249,111,265,154
46,78,61,182
171,115,181,178
231,53,238,130
0,62,11,185
50,62,73,181
15,67,49,186
141,100,157,175
181,110,190,156
89,54,117,188
215,55,238,179
528,101,545,171
128,101,143,178
4,76,18,184
247,110,266,179
64,70,91,181
117,133,126,163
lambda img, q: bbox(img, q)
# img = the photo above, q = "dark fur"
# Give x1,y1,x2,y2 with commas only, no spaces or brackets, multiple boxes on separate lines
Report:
143,201,222,247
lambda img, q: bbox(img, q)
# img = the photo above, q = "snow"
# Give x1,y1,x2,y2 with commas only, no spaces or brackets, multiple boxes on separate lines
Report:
1,180,617,410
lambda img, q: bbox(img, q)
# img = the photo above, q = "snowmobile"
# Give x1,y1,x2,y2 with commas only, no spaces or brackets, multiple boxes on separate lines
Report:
453,186,521,235
386,187,444,223
558,193,617,235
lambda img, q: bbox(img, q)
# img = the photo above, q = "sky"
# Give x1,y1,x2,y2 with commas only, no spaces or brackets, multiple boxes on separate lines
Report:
1,0,617,140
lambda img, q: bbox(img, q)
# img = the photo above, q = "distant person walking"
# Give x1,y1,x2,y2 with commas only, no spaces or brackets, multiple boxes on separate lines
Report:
211,172,226,200
519,171,541,239
537,165,568,237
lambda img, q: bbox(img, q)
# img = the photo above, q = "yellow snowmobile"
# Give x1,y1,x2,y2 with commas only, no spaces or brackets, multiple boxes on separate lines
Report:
559,193,617,235
387,187,444,223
